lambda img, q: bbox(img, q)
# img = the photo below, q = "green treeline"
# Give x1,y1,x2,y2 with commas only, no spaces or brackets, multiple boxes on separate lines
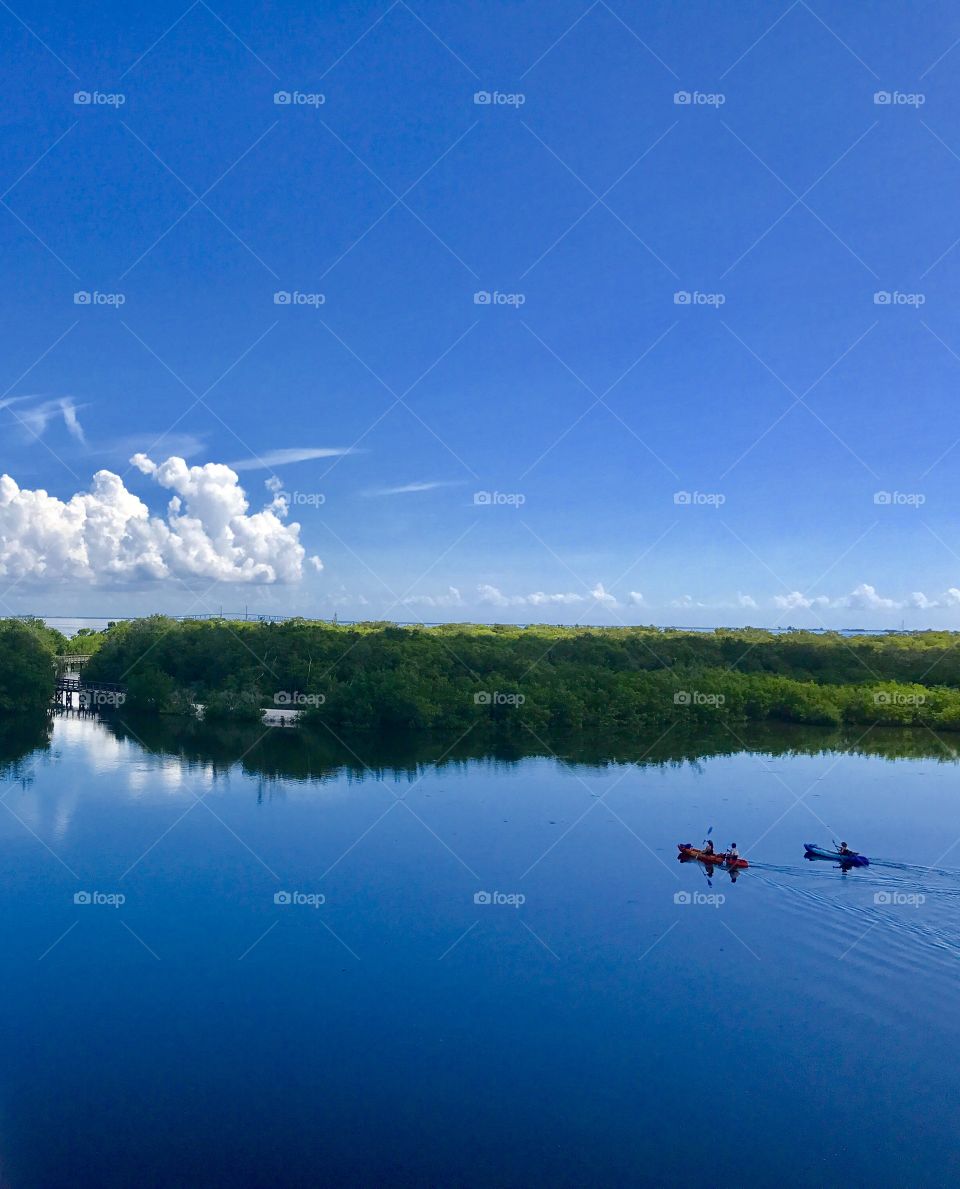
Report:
7,614,960,734
65,616,960,732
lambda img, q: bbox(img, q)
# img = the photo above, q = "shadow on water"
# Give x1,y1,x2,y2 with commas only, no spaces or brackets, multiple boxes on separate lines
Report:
0,714,53,780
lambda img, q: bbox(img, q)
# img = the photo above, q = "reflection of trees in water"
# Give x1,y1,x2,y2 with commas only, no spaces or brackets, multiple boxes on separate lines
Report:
97,717,960,784
0,715,52,782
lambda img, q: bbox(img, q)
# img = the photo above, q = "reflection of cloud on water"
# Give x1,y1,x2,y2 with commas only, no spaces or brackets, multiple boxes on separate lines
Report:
53,716,216,798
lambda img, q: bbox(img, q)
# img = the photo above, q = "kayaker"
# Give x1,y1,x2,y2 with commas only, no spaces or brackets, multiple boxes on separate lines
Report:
838,841,854,857
703,839,715,856
727,842,740,863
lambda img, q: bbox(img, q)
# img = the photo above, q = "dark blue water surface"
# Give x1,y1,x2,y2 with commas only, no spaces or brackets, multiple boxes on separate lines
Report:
1,715,959,1187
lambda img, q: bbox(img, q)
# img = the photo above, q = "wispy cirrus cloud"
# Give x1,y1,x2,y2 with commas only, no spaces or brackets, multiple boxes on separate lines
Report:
364,480,464,497
1,395,88,444
228,447,358,470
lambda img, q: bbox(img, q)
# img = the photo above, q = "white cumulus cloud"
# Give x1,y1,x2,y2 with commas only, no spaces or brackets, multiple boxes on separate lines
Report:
0,456,312,585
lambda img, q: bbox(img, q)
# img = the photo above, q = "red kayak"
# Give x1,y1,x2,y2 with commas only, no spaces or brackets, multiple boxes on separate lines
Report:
678,844,749,869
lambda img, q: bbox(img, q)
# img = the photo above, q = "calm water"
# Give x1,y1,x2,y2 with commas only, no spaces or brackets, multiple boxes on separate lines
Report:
1,714,959,1187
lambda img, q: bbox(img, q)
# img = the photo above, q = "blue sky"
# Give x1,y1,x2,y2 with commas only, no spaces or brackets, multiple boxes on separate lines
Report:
2,0,960,627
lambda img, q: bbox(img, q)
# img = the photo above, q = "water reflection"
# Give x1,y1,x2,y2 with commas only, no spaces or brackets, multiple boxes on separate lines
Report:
3,713,959,788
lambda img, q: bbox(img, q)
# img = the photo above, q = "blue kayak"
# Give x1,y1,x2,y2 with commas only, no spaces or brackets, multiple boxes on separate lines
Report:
804,843,869,867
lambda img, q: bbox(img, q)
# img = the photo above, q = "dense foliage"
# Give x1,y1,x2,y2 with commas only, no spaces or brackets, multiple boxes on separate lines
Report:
80,617,960,732
0,620,57,713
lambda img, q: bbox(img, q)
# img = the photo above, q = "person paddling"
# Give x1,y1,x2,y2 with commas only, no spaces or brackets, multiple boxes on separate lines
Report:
703,839,715,857
726,842,740,864
838,841,854,857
